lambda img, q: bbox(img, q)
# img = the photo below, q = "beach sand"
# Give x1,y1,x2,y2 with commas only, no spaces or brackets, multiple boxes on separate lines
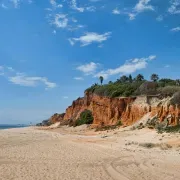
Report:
0,126,180,180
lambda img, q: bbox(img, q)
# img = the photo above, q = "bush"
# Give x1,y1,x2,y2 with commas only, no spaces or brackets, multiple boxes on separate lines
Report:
116,120,123,126
158,86,180,96
163,125,180,133
170,91,180,105
139,143,157,149
75,110,94,126
136,81,158,95
158,79,176,87
86,76,180,98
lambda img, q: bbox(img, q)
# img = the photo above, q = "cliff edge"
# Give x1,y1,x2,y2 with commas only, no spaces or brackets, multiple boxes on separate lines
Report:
60,92,180,127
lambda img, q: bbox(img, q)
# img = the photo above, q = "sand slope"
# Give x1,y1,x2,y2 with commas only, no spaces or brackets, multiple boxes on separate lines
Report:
0,127,180,180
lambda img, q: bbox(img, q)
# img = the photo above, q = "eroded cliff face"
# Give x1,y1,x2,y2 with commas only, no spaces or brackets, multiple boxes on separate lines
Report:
63,92,180,126
50,113,65,124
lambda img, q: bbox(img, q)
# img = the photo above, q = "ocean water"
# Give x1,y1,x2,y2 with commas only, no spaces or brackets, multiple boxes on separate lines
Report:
0,124,27,130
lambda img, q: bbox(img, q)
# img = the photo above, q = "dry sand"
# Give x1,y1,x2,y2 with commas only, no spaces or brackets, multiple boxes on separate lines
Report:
0,126,180,180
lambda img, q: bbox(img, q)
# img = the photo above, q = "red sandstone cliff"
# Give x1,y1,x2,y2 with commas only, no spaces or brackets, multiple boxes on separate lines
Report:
63,92,180,126
50,113,65,124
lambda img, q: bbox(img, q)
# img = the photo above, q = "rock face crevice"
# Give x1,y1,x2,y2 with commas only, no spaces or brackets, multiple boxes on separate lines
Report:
50,92,180,127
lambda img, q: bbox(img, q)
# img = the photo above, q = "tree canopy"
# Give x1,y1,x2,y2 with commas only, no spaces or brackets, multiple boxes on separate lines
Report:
86,74,180,98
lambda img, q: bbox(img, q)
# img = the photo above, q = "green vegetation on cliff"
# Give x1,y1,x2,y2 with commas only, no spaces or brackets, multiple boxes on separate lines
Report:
86,74,180,99
75,110,94,126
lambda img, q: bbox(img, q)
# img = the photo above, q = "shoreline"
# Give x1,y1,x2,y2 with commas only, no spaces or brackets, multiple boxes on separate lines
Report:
0,126,180,180
0,125,29,130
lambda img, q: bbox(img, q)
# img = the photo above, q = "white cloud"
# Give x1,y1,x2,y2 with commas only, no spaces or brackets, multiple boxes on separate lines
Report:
1,3,8,9
165,65,170,68
50,0,56,6
11,0,20,8
8,0,32,8
128,13,136,20
95,55,156,79
86,6,96,12
67,24,85,31
68,38,75,46
168,0,180,14
45,8,52,11
98,44,103,48
28,0,33,4
0,66,4,75
0,66,57,89
69,32,111,46
52,30,56,34
115,0,154,21
149,55,156,60
156,15,163,21
171,26,180,32
7,67,15,71
134,0,154,13
63,96,69,99
52,14,68,28
76,62,99,74
9,74,57,89
72,18,78,23
71,0,84,12
50,0,63,8
74,77,84,80
112,8,121,14
57,4,63,8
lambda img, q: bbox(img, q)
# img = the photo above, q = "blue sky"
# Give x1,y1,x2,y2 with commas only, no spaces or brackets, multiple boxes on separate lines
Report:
0,0,180,124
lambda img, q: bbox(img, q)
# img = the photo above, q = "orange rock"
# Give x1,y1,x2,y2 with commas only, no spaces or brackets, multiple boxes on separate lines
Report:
63,92,180,126
50,113,65,124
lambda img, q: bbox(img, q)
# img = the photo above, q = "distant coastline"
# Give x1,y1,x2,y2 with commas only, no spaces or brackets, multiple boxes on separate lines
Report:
0,124,28,130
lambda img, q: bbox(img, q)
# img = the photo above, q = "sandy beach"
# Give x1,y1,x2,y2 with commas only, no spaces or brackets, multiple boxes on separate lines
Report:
0,126,180,180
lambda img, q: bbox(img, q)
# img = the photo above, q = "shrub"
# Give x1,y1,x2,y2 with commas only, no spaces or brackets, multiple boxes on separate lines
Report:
86,76,180,98
158,79,176,87
116,120,123,126
135,81,158,95
163,125,180,133
75,110,94,126
158,86,180,96
139,143,157,149
170,91,180,105
95,125,117,131
155,119,169,133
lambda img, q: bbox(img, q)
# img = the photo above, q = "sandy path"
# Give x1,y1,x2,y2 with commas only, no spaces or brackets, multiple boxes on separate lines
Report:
0,127,180,180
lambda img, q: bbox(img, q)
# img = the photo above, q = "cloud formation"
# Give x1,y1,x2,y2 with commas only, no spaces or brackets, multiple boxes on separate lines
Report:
1,3,8,9
11,0,20,8
95,55,156,79
51,14,68,28
112,0,154,20
0,66,57,89
171,26,180,32
168,0,180,14
76,62,99,75
71,0,84,12
134,0,154,13
112,8,121,14
9,74,57,89
156,15,163,21
74,77,84,80
131,0,154,20
50,0,63,8
69,32,111,46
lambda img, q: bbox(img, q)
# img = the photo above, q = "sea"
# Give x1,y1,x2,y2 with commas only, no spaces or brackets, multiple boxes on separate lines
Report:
0,124,28,130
